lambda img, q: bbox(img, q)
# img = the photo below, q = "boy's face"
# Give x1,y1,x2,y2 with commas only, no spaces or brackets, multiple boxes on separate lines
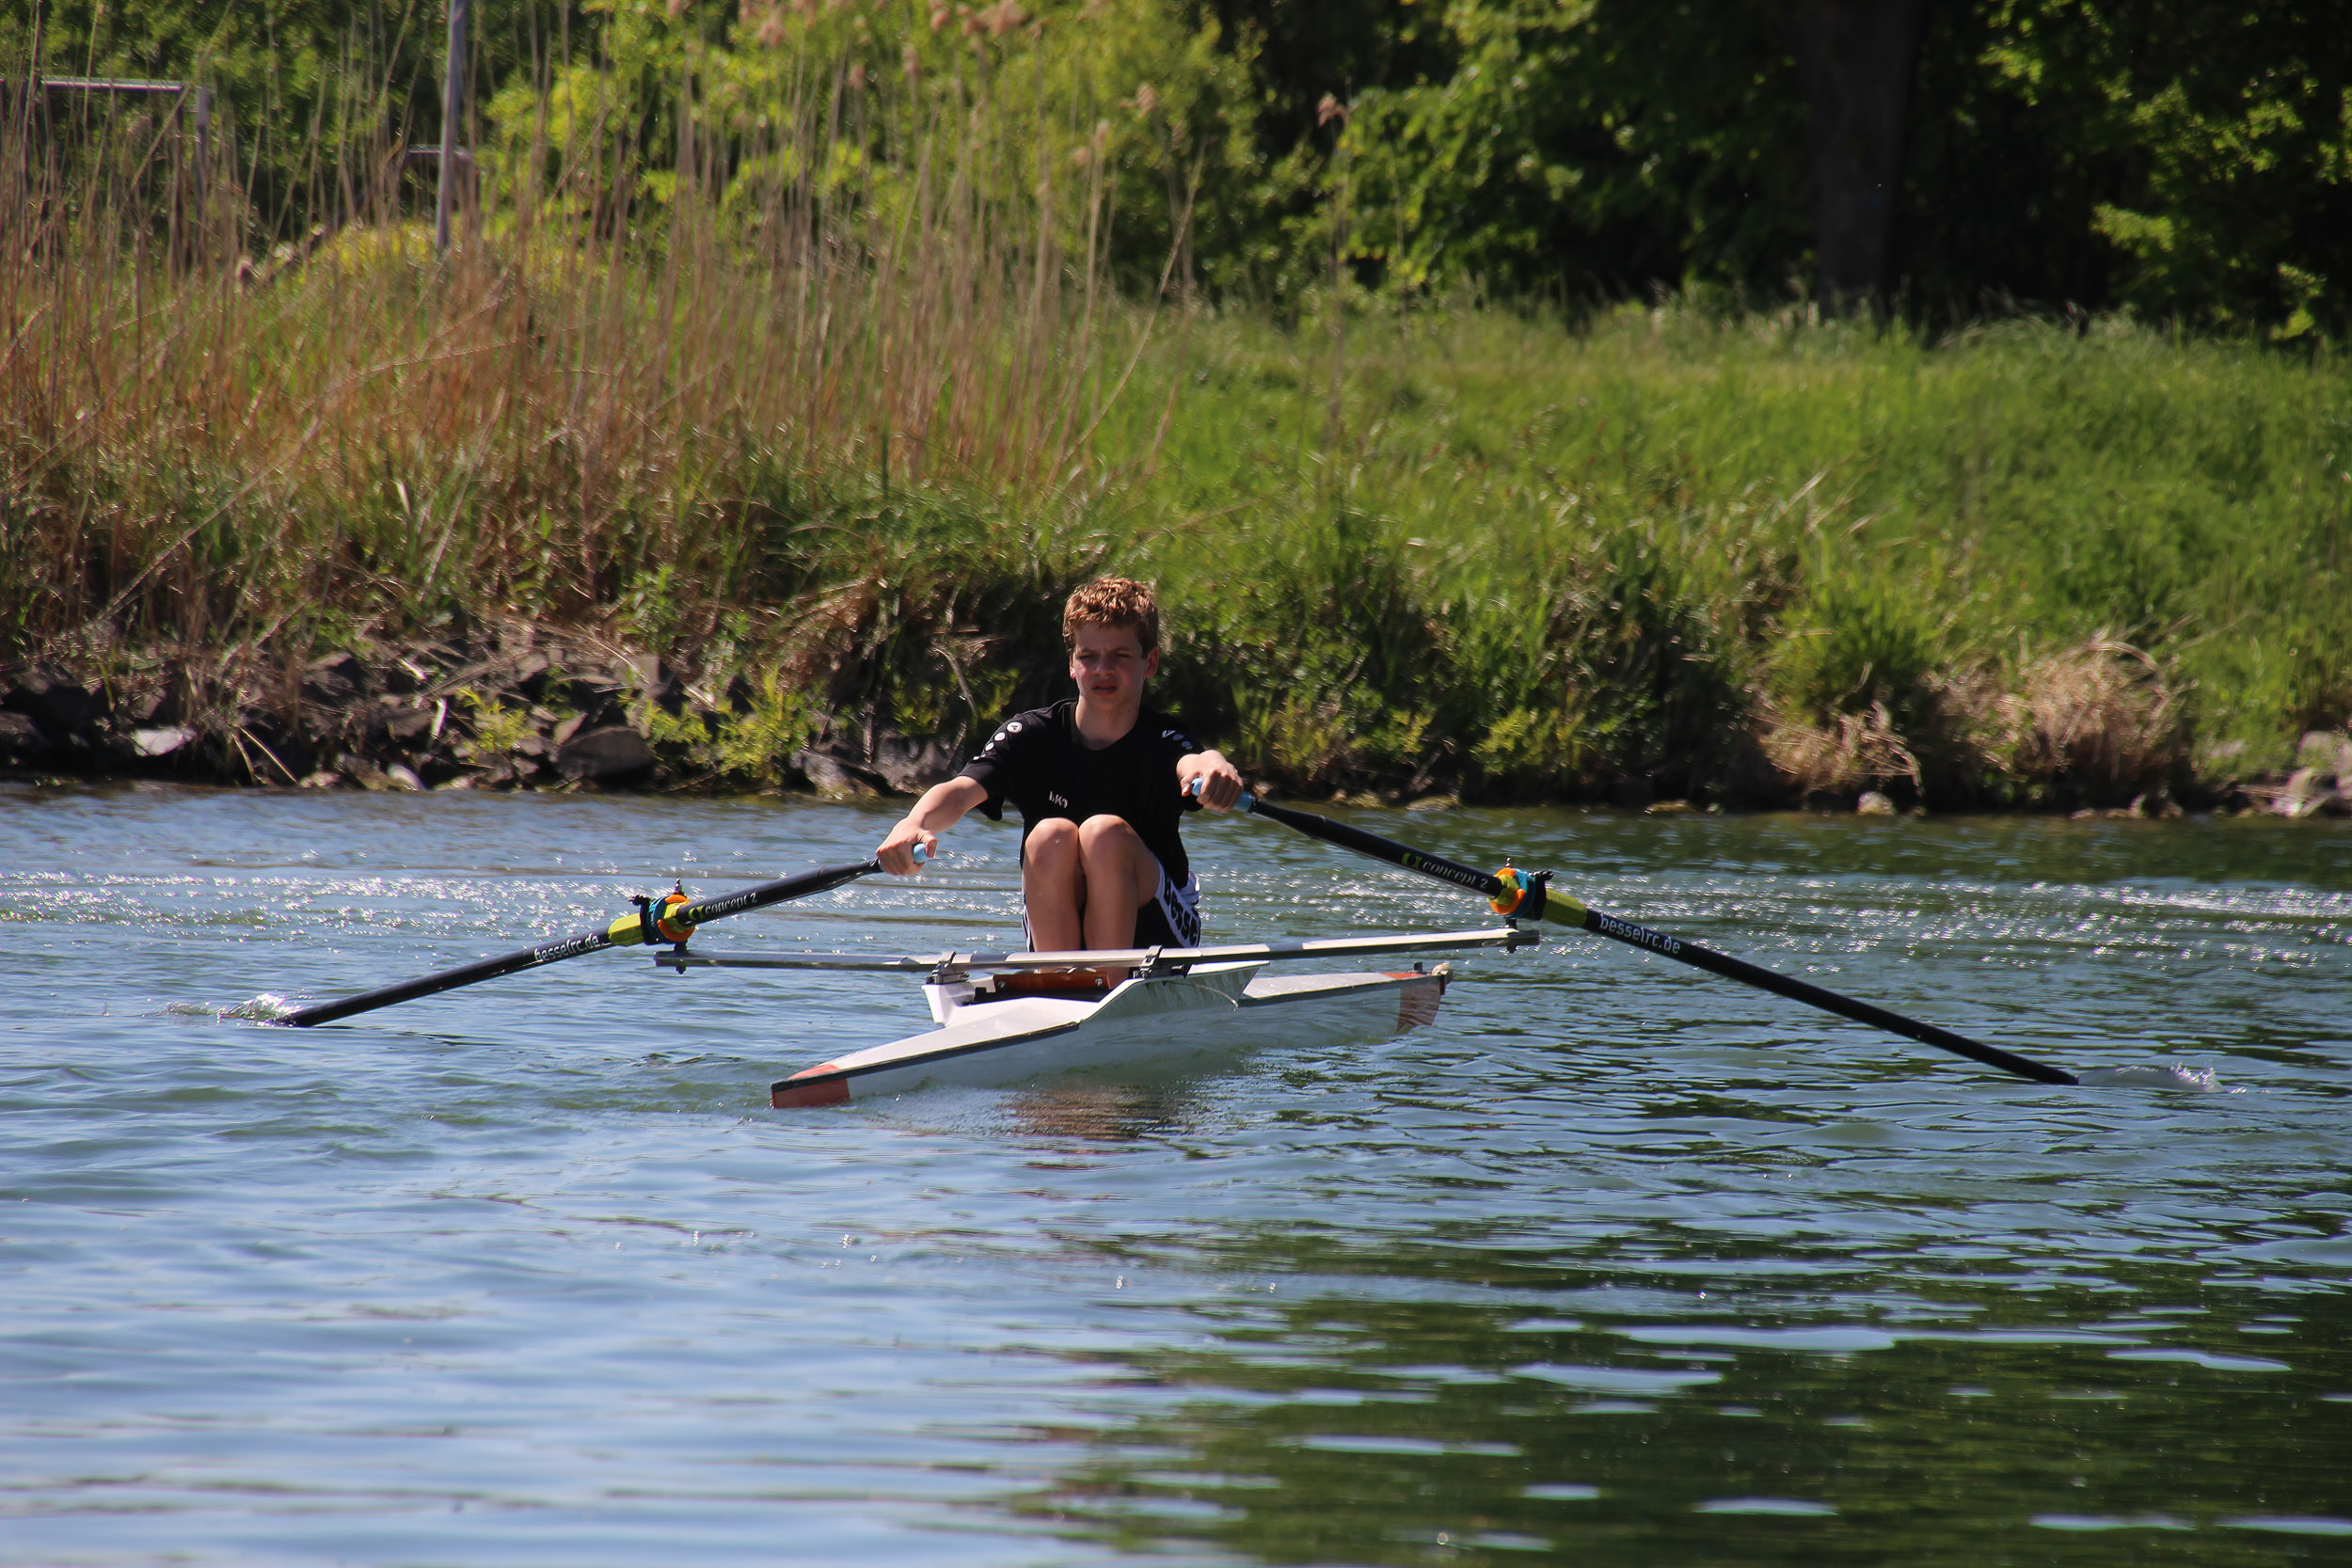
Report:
1068,620,1157,711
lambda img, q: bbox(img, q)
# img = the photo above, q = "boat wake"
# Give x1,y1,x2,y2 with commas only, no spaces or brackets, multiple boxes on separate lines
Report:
2075,1062,2225,1092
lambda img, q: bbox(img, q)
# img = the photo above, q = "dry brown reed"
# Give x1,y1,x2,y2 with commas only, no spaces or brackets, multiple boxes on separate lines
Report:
1998,640,2188,805
1758,642,2194,809
1,27,1141,665
1757,700,1922,801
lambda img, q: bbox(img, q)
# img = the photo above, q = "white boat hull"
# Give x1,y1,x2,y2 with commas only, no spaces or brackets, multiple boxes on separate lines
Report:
771,960,1449,1107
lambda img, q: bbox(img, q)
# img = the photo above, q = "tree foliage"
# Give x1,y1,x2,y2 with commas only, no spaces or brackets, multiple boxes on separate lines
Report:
8,0,2348,334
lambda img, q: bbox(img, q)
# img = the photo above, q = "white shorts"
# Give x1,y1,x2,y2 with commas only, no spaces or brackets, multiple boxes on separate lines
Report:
1136,866,1202,948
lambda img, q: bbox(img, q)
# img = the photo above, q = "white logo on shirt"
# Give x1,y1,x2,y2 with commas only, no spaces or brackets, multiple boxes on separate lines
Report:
1048,790,1069,809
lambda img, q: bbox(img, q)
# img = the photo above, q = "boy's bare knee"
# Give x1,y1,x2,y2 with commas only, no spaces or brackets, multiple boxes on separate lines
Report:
1028,818,1081,862
1077,814,1138,849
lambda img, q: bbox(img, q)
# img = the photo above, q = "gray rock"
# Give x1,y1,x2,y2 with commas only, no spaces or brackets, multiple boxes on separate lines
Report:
2276,768,2322,817
512,651,551,700
383,763,425,792
549,675,623,723
791,749,881,799
1855,790,1897,816
870,733,961,794
302,651,364,706
340,755,394,791
627,654,686,714
6,665,101,736
0,709,54,763
557,725,656,785
2296,730,2352,777
382,705,437,744
132,725,197,758
123,688,177,726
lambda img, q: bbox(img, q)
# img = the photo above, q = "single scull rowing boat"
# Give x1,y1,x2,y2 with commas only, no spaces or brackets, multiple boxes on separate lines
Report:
273,794,2088,1092
645,927,1540,1106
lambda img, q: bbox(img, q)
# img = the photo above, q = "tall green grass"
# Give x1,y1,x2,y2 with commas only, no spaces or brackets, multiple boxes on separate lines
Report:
1107,304,2350,799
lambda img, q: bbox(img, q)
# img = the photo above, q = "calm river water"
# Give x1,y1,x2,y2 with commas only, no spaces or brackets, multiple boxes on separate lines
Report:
4,785,2349,1566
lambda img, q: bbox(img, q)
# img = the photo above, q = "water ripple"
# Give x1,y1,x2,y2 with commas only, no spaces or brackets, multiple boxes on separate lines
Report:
4,789,2347,1564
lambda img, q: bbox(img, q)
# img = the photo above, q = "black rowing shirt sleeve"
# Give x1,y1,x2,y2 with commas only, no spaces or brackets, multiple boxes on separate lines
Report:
958,706,1050,820
1150,717,1203,812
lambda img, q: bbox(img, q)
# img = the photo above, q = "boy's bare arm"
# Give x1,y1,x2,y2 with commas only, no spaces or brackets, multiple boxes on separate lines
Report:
877,776,990,873
1177,749,1244,811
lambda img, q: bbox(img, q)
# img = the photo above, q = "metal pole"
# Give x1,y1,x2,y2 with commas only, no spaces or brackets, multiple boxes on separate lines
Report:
435,0,469,252
190,87,209,213
183,85,210,261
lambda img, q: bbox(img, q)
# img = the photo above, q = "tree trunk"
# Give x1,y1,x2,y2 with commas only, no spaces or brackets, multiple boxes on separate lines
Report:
1785,0,1929,314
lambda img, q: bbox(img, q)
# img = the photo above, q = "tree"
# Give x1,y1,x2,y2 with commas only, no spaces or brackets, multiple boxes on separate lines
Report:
1782,0,1929,311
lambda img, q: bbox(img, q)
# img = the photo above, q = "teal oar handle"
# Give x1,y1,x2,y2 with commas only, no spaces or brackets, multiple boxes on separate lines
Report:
1222,789,2077,1086
278,847,920,1028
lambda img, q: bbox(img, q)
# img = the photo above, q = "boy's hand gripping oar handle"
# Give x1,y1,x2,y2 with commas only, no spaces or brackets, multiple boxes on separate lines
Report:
278,847,921,1028
1216,787,2077,1086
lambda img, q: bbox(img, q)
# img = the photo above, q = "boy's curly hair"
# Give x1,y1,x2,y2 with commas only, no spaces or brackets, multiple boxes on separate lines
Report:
1062,577,1160,654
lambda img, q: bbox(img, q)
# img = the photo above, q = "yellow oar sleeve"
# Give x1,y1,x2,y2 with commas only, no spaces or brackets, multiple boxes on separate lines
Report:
1488,865,1586,925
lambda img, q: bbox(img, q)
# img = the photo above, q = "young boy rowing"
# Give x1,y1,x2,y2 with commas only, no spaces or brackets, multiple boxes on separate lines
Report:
875,578,1244,955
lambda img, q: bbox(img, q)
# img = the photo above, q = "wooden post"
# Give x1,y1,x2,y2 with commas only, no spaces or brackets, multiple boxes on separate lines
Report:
435,0,469,252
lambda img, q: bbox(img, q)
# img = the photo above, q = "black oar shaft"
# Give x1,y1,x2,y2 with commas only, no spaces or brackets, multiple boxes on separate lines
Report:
279,858,884,1028
1549,899,2077,1085
1244,797,1504,899
280,926,628,1026
1236,795,2076,1085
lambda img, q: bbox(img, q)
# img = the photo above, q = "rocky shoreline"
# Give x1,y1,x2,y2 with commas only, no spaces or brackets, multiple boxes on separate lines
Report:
5,631,2349,818
1,626,963,801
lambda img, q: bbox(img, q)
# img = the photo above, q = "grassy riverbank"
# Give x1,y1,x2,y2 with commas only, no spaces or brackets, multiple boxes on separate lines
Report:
1118,305,2352,804
5,230,2347,806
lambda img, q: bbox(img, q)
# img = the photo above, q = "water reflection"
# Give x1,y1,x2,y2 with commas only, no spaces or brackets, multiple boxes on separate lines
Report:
1039,1230,2352,1565
1004,1085,1208,1144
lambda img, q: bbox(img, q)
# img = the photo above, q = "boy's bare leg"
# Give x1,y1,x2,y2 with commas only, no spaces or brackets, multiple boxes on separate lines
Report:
1021,816,1159,981
1022,818,1087,953
1076,816,1161,955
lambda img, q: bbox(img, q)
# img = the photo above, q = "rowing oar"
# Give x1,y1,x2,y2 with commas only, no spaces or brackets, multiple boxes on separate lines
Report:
277,850,914,1028
1214,789,2075,1085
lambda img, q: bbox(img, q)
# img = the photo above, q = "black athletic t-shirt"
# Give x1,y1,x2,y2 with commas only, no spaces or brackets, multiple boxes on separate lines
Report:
960,701,1201,882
